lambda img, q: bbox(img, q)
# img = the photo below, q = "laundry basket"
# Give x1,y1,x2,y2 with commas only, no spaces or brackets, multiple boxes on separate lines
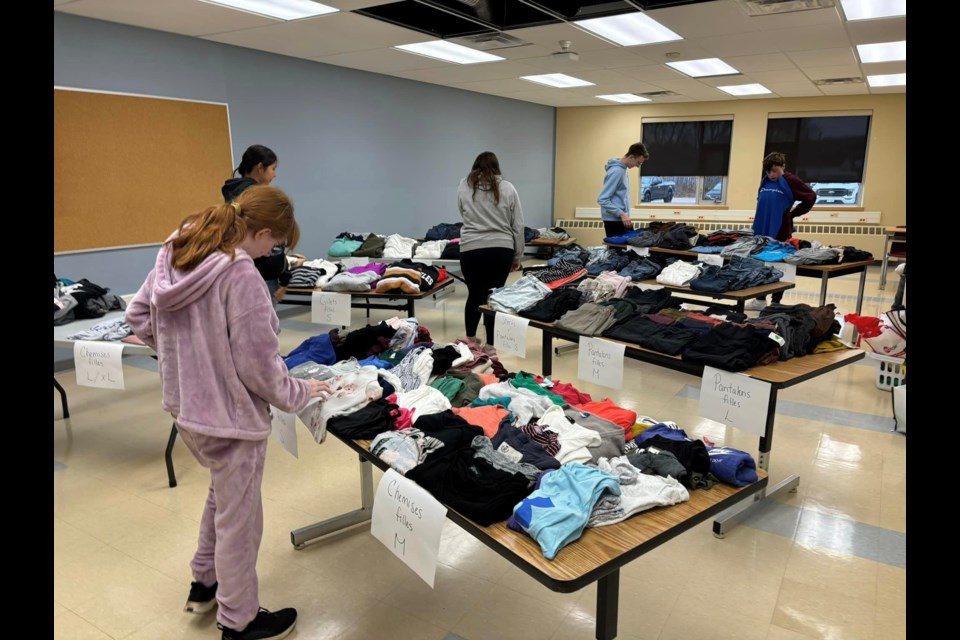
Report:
867,353,906,391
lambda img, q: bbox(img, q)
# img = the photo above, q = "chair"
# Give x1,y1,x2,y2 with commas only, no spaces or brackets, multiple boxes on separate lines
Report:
879,227,906,290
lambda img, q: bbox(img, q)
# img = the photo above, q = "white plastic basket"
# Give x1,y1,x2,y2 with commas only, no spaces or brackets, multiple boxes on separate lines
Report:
867,353,906,391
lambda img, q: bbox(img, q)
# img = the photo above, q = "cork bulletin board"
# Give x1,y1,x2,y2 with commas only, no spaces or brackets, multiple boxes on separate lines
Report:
54,88,233,253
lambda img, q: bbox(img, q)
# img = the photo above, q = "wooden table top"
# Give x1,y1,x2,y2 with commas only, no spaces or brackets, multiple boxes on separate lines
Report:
479,305,864,388
527,237,577,247
339,434,768,591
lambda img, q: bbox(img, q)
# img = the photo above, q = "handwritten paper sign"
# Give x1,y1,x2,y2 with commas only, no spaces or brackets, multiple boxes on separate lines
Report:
494,313,528,358
698,254,724,266
270,406,298,458
698,366,772,436
74,341,125,389
629,246,650,257
371,469,447,587
340,257,369,268
577,337,626,390
311,292,351,326
765,261,796,282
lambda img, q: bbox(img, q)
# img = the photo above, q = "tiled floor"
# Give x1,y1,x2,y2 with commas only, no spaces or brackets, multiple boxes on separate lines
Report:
54,264,907,639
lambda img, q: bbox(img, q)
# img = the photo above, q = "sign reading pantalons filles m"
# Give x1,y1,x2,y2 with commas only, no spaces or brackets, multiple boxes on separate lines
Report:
698,366,772,436
577,337,625,390
371,469,447,587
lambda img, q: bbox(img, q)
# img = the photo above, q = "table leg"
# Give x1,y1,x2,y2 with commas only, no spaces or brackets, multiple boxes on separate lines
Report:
595,570,620,640
166,423,178,488
54,378,70,419
542,330,553,377
291,456,375,548
879,234,893,290
712,388,799,537
408,299,415,318
819,273,829,307
856,269,867,314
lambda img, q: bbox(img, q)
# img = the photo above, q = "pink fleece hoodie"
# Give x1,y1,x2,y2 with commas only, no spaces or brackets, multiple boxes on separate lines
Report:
125,238,312,440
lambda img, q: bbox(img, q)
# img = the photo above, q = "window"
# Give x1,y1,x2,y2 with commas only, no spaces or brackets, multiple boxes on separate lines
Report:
639,176,726,205
764,115,871,206
639,119,732,205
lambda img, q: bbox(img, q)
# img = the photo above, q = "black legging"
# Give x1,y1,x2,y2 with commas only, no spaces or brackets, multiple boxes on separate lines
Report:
460,247,515,344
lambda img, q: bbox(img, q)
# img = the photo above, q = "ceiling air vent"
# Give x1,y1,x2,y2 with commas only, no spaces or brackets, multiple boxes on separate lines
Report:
814,77,865,85
453,32,530,50
735,0,836,16
638,90,678,97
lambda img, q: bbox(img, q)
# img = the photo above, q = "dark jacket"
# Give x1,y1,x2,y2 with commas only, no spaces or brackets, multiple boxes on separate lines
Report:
221,177,290,284
776,172,817,241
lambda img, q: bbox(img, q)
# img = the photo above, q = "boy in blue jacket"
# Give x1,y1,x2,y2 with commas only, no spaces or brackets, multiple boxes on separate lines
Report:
597,142,649,238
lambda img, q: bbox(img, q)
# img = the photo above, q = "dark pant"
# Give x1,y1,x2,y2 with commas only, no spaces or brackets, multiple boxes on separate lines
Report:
756,292,784,303
460,247,515,344
603,220,631,238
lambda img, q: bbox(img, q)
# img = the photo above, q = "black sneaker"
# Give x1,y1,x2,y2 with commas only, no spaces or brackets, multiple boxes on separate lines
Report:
184,581,218,614
218,607,298,640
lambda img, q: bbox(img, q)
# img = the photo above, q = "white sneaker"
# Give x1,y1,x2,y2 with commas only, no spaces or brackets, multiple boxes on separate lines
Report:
744,298,767,311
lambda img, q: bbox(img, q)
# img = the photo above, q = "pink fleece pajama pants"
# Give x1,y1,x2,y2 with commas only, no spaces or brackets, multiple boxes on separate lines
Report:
177,427,267,631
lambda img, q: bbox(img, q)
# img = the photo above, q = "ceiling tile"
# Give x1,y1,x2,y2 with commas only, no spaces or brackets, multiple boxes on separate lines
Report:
647,0,759,38
724,52,796,72
786,46,857,67
818,83,870,95
802,64,863,80
734,5,842,29
696,30,786,57
392,60,540,84
844,16,906,45
738,68,811,83
861,61,906,76
310,48,446,73
202,12,419,58
56,0,276,36
617,64,690,82
767,23,851,52
763,81,822,97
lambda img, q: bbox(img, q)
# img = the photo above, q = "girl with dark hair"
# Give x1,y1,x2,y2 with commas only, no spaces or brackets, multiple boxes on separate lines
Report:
221,145,304,306
457,151,526,346
126,185,330,640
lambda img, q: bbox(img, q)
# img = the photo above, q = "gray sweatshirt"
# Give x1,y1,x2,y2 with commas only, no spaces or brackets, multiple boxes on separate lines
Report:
457,176,526,263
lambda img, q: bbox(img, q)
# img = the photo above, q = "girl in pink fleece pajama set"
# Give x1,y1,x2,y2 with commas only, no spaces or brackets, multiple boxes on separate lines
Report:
126,185,328,640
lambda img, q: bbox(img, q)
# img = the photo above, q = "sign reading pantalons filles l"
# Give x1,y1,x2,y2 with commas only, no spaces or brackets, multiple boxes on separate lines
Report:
698,366,772,436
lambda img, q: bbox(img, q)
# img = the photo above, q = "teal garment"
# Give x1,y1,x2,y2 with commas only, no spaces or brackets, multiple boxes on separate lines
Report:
512,464,621,560
430,376,466,401
329,238,363,257
471,396,512,408
511,372,566,406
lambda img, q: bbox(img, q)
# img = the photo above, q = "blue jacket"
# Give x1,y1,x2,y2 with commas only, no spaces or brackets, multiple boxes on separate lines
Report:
752,175,795,239
598,158,630,222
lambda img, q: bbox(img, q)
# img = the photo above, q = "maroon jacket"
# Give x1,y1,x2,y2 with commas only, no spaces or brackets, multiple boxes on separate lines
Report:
776,172,817,241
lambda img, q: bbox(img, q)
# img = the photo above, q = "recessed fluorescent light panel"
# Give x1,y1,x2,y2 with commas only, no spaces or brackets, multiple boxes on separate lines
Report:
666,58,739,78
717,83,771,96
840,0,906,21
521,74,595,88
867,73,906,87
201,0,338,20
575,12,683,47
394,41,505,64
597,94,652,103
856,41,906,63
